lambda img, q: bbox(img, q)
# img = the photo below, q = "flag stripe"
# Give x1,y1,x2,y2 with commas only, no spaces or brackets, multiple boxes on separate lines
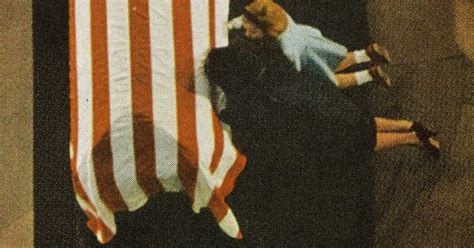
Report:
219,150,247,197
209,191,229,221
218,209,242,238
90,0,128,212
72,0,247,242
69,0,96,212
149,1,182,192
214,0,230,48
76,195,115,244
208,0,224,174
75,0,102,221
75,0,95,207
106,0,148,210
213,133,238,188
191,0,215,210
128,0,163,196
209,116,224,174
209,0,216,48
75,0,117,242
85,210,115,244
75,0,96,205
173,1,199,199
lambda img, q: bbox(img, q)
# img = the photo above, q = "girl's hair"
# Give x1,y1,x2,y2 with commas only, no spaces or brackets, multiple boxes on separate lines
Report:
244,0,288,38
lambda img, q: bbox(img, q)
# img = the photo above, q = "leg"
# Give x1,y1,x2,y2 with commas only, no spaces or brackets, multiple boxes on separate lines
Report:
335,52,357,72
335,43,392,73
375,117,412,132
375,132,417,151
375,132,440,151
335,73,358,89
335,66,391,89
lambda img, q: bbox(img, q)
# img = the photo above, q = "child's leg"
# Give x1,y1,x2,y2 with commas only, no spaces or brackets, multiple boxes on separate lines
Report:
334,73,358,89
335,65,391,89
335,43,391,72
335,52,358,72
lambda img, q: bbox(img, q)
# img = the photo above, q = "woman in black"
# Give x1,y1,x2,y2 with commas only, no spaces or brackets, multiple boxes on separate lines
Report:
204,40,439,246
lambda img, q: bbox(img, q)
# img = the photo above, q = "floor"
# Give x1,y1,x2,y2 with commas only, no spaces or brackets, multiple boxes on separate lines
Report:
367,0,473,246
0,0,33,247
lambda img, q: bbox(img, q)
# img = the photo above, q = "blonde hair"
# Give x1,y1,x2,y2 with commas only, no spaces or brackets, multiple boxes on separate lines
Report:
244,0,288,38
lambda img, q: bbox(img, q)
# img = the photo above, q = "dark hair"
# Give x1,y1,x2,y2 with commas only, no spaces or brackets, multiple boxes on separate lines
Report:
205,35,291,87
205,46,265,87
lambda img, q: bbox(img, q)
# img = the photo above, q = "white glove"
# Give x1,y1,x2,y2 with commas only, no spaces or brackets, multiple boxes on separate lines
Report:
227,15,243,30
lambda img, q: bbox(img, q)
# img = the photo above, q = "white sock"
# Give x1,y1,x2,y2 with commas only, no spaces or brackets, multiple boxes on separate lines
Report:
355,70,373,85
354,49,371,64
227,15,243,30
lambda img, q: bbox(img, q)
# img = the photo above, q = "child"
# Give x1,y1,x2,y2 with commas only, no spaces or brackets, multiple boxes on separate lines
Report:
228,0,392,89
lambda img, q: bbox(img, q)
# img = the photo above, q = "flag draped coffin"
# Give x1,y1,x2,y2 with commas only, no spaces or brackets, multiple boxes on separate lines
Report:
69,0,246,244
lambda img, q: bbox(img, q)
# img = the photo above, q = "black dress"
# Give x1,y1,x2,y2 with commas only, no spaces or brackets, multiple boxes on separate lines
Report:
205,44,377,246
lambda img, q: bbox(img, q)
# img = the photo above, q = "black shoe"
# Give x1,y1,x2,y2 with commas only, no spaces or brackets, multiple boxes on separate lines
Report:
410,121,439,137
369,65,392,87
410,122,441,155
367,43,392,65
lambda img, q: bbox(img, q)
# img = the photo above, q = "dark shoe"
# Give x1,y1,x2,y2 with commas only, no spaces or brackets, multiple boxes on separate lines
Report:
367,43,391,65
410,121,439,137
369,65,392,87
410,122,441,155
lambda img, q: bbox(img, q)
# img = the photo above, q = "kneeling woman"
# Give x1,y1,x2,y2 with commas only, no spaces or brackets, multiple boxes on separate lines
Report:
204,44,439,246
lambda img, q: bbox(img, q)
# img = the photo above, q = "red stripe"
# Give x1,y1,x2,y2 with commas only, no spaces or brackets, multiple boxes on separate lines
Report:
128,0,163,196
91,0,128,212
85,211,115,244
208,153,247,236
69,0,97,213
209,115,224,174
208,191,229,221
218,152,247,197
207,0,224,174
209,0,216,48
210,153,247,222
172,1,199,200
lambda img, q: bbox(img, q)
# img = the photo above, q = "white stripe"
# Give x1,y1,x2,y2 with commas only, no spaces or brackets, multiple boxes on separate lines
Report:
191,0,216,211
211,0,230,113
70,142,74,160
191,0,211,97
218,208,240,238
76,158,117,236
192,168,214,213
149,0,183,192
214,0,230,48
75,0,96,216
106,0,147,210
213,131,238,188
75,0,117,239
75,194,116,243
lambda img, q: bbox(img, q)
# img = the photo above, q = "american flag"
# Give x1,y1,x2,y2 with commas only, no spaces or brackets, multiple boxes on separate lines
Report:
69,0,246,244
